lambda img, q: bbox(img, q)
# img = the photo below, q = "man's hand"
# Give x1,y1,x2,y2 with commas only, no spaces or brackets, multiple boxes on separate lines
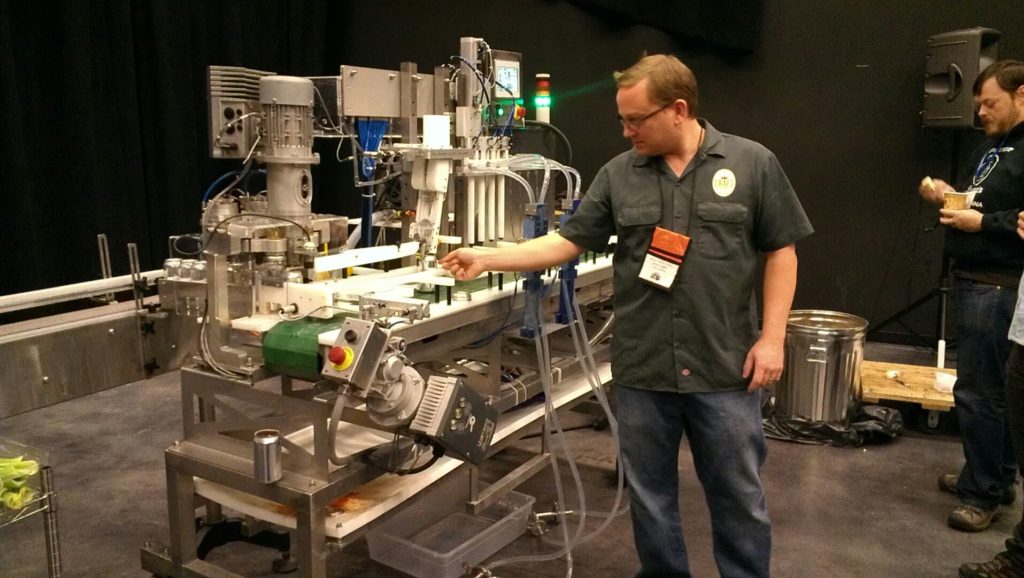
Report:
919,176,953,206
742,337,784,392
1018,210,1024,240
439,248,488,280
939,208,983,232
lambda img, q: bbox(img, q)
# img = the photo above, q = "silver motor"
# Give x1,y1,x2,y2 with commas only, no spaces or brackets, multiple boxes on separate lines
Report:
258,75,319,224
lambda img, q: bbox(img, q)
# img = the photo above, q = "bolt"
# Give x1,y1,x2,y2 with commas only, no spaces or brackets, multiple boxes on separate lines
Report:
108,328,116,335
309,480,317,488
42,376,50,384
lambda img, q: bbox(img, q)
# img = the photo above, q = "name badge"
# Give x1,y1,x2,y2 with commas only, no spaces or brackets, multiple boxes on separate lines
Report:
639,226,690,290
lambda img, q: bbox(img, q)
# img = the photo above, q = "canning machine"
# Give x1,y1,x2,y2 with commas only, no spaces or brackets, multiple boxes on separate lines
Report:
135,37,618,578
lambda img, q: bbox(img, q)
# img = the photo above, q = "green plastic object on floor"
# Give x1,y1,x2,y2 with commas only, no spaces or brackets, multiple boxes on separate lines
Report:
263,313,350,381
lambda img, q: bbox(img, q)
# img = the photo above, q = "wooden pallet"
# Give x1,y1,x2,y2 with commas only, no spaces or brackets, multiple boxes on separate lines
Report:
860,360,956,411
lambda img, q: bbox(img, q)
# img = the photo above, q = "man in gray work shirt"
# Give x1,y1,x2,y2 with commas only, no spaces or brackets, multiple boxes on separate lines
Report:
441,54,813,578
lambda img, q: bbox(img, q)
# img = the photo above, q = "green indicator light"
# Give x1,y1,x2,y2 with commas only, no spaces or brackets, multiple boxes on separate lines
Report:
534,96,551,108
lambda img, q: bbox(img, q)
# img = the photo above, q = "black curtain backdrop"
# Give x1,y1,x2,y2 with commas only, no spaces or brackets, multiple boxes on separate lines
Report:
3,0,1023,344
0,0,334,298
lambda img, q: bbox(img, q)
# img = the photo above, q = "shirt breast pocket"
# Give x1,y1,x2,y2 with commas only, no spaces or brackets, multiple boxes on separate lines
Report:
615,206,661,232
614,205,661,261
696,202,748,259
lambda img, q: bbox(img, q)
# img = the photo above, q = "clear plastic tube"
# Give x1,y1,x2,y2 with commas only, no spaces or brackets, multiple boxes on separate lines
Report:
533,277,626,545
464,166,536,205
493,154,550,204
485,276,628,573
485,324,586,576
561,278,630,533
501,155,579,202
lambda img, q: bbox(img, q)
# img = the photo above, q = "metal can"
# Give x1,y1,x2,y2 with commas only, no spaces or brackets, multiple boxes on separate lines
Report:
253,429,283,484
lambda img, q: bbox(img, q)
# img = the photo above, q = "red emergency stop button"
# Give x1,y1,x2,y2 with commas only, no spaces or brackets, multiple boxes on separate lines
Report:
515,106,526,120
328,346,349,367
328,345,356,370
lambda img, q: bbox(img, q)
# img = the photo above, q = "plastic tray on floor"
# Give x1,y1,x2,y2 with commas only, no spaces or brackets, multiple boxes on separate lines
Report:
366,471,534,578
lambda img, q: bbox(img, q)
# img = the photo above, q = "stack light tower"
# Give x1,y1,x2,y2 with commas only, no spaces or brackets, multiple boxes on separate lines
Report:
534,73,551,123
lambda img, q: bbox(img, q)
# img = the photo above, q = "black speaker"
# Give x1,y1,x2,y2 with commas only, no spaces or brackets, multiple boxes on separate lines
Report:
922,27,1001,128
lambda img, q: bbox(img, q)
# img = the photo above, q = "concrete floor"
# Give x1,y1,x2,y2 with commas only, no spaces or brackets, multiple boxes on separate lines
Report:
0,343,1016,578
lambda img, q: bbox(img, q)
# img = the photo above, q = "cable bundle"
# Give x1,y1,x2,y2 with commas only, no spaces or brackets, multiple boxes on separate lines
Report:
356,119,390,180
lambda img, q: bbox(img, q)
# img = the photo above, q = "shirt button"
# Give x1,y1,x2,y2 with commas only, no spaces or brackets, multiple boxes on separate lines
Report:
682,368,691,376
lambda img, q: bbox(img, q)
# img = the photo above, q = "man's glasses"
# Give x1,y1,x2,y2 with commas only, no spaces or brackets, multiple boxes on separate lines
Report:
618,103,670,130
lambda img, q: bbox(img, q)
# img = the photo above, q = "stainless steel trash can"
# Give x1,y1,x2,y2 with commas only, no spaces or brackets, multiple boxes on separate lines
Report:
776,310,868,425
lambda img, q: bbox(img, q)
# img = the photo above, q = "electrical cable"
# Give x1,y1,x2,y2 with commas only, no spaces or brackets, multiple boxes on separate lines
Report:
311,84,344,134
203,212,312,247
241,169,266,194
213,112,259,149
242,133,261,165
357,119,390,179
466,273,521,348
358,437,445,475
393,443,445,476
202,171,241,202
327,390,358,466
355,170,402,188
524,120,574,166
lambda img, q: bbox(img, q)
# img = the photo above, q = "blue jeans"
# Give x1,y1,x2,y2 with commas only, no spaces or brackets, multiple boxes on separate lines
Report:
1003,343,1024,565
616,384,770,578
952,277,1018,508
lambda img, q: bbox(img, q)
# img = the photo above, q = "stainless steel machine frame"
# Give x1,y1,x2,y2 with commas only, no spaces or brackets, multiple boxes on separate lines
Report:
141,260,613,578
138,36,615,578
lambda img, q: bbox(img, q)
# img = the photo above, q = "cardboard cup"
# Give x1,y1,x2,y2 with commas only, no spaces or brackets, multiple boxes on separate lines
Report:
943,191,971,210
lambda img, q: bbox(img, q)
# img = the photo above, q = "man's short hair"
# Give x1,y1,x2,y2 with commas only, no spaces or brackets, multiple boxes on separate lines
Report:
614,54,699,117
973,60,1024,96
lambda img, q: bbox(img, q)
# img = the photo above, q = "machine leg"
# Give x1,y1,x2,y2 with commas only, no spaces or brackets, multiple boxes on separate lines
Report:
166,460,199,569
295,497,328,578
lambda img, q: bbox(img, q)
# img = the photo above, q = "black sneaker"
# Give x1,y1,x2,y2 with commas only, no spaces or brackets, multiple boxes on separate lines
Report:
959,552,1024,578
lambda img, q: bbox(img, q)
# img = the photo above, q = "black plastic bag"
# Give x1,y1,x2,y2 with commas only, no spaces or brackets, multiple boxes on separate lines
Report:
761,393,903,447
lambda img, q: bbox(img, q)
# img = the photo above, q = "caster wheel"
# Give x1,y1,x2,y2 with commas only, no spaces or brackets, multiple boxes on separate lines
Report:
917,410,949,435
272,552,298,573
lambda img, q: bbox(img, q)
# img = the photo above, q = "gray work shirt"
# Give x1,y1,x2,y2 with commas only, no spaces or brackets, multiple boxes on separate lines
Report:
559,120,813,393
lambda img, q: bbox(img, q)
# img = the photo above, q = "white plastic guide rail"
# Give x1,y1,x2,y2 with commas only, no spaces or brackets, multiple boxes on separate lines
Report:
313,241,420,273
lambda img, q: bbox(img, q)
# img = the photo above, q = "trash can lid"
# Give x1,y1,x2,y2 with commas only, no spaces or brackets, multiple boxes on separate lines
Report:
787,310,868,335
